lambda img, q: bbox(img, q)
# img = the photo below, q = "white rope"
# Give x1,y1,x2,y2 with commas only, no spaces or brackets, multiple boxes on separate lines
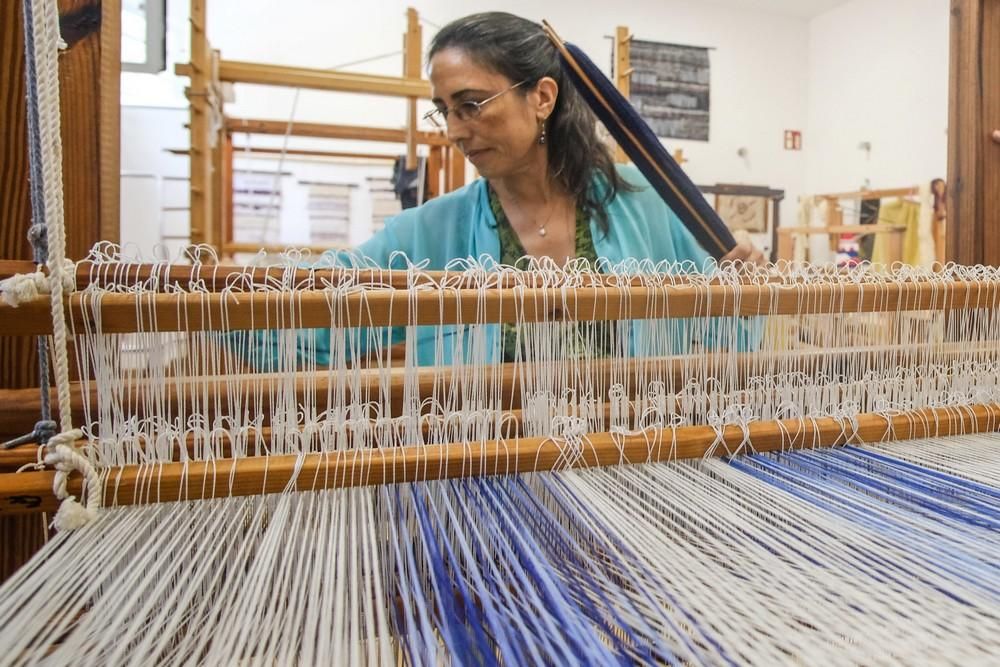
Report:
29,0,72,429
44,431,102,530
22,0,101,528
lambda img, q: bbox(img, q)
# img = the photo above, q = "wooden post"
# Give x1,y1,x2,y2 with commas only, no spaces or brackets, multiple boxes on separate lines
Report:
776,229,795,262
99,0,121,241
933,179,948,264
947,0,1000,265
223,131,234,255
825,196,842,254
225,118,449,145
446,146,466,191
0,0,119,584
187,0,213,246
210,123,225,253
1,0,117,392
426,145,443,200
403,7,422,171
613,26,632,164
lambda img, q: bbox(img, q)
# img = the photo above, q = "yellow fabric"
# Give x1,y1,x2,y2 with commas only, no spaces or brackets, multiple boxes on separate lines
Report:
872,199,921,266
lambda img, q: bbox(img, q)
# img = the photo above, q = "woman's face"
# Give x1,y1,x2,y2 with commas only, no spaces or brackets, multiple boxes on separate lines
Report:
428,48,550,180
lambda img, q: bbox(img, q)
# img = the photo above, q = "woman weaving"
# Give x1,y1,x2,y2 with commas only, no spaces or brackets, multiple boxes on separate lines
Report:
300,12,764,366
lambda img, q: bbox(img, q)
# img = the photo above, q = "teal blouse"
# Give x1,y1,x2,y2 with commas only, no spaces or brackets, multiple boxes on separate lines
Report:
249,165,756,368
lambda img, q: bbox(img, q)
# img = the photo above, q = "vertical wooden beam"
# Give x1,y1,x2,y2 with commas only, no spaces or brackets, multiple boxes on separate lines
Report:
1,2,33,270
825,196,842,254
98,0,120,242
613,26,631,164
426,145,442,200
59,0,116,258
446,146,465,192
187,0,213,246
211,123,225,251
0,0,118,584
223,131,234,254
0,0,38,410
1,0,115,394
947,0,1000,265
403,7,422,171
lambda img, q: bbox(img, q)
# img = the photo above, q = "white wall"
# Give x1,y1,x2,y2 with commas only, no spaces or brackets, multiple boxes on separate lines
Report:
120,106,190,259
804,0,949,194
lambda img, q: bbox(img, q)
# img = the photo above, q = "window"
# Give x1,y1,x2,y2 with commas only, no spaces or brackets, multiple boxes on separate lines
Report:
122,0,166,74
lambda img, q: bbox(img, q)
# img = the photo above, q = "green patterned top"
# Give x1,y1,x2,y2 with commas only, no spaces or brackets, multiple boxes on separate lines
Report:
488,185,614,362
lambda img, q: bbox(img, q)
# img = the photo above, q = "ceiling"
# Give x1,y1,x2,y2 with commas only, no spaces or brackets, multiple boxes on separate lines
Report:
705,0,852,19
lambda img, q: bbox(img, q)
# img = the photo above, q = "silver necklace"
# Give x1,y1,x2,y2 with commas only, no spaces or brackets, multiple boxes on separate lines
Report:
511,196,558,236
536,204,555,236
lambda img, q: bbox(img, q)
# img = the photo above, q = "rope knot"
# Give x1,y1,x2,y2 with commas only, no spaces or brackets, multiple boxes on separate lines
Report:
0,271,48,307
43,430,101,530
0,260,75,307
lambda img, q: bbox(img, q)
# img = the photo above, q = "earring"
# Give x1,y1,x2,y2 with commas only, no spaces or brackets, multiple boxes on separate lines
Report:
538,121,547,145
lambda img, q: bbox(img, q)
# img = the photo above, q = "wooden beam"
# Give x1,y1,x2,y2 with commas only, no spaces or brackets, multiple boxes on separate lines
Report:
0,261,751,291
99,0,120,242
223,132,234,251
1,0,118,387
0,1,37,393
2,340,993,443
403,7,422,169
58,0,118,258
176,61,432,99
0,0,43,586
814,187,920,200
186,0,213,246
826,196,844,253
446,146,466,191
613,26,631,164
426,145,443,199
1,279,998,336
210,120,225,252
0,0,120,584
777,224,906,236
947,0,1000,265
222,242,347,255
3,401,997,515
231,146,398,161
226,117,449,146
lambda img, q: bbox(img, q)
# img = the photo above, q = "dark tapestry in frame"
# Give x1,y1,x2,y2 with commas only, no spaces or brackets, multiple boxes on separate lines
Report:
629,40,710,141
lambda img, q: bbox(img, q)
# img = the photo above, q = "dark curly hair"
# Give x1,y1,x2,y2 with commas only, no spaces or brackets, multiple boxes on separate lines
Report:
428,12,633,235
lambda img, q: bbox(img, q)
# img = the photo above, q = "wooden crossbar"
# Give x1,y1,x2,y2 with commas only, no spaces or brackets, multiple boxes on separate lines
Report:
2,341,995,444
2,402,996,515
0,280,997,336
1,261,797,291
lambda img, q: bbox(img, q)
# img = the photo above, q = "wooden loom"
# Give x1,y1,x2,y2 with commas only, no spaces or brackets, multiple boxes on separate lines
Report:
0,6,999,661
3,265,1000,516
174,5,467,258
0,0,997,602
778,186,948,265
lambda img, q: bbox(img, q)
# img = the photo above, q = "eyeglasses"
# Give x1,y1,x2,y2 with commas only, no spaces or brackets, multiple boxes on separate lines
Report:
423,79,530,129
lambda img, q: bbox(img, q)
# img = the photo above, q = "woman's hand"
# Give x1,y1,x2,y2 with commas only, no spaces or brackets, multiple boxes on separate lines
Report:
720,239,767,267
